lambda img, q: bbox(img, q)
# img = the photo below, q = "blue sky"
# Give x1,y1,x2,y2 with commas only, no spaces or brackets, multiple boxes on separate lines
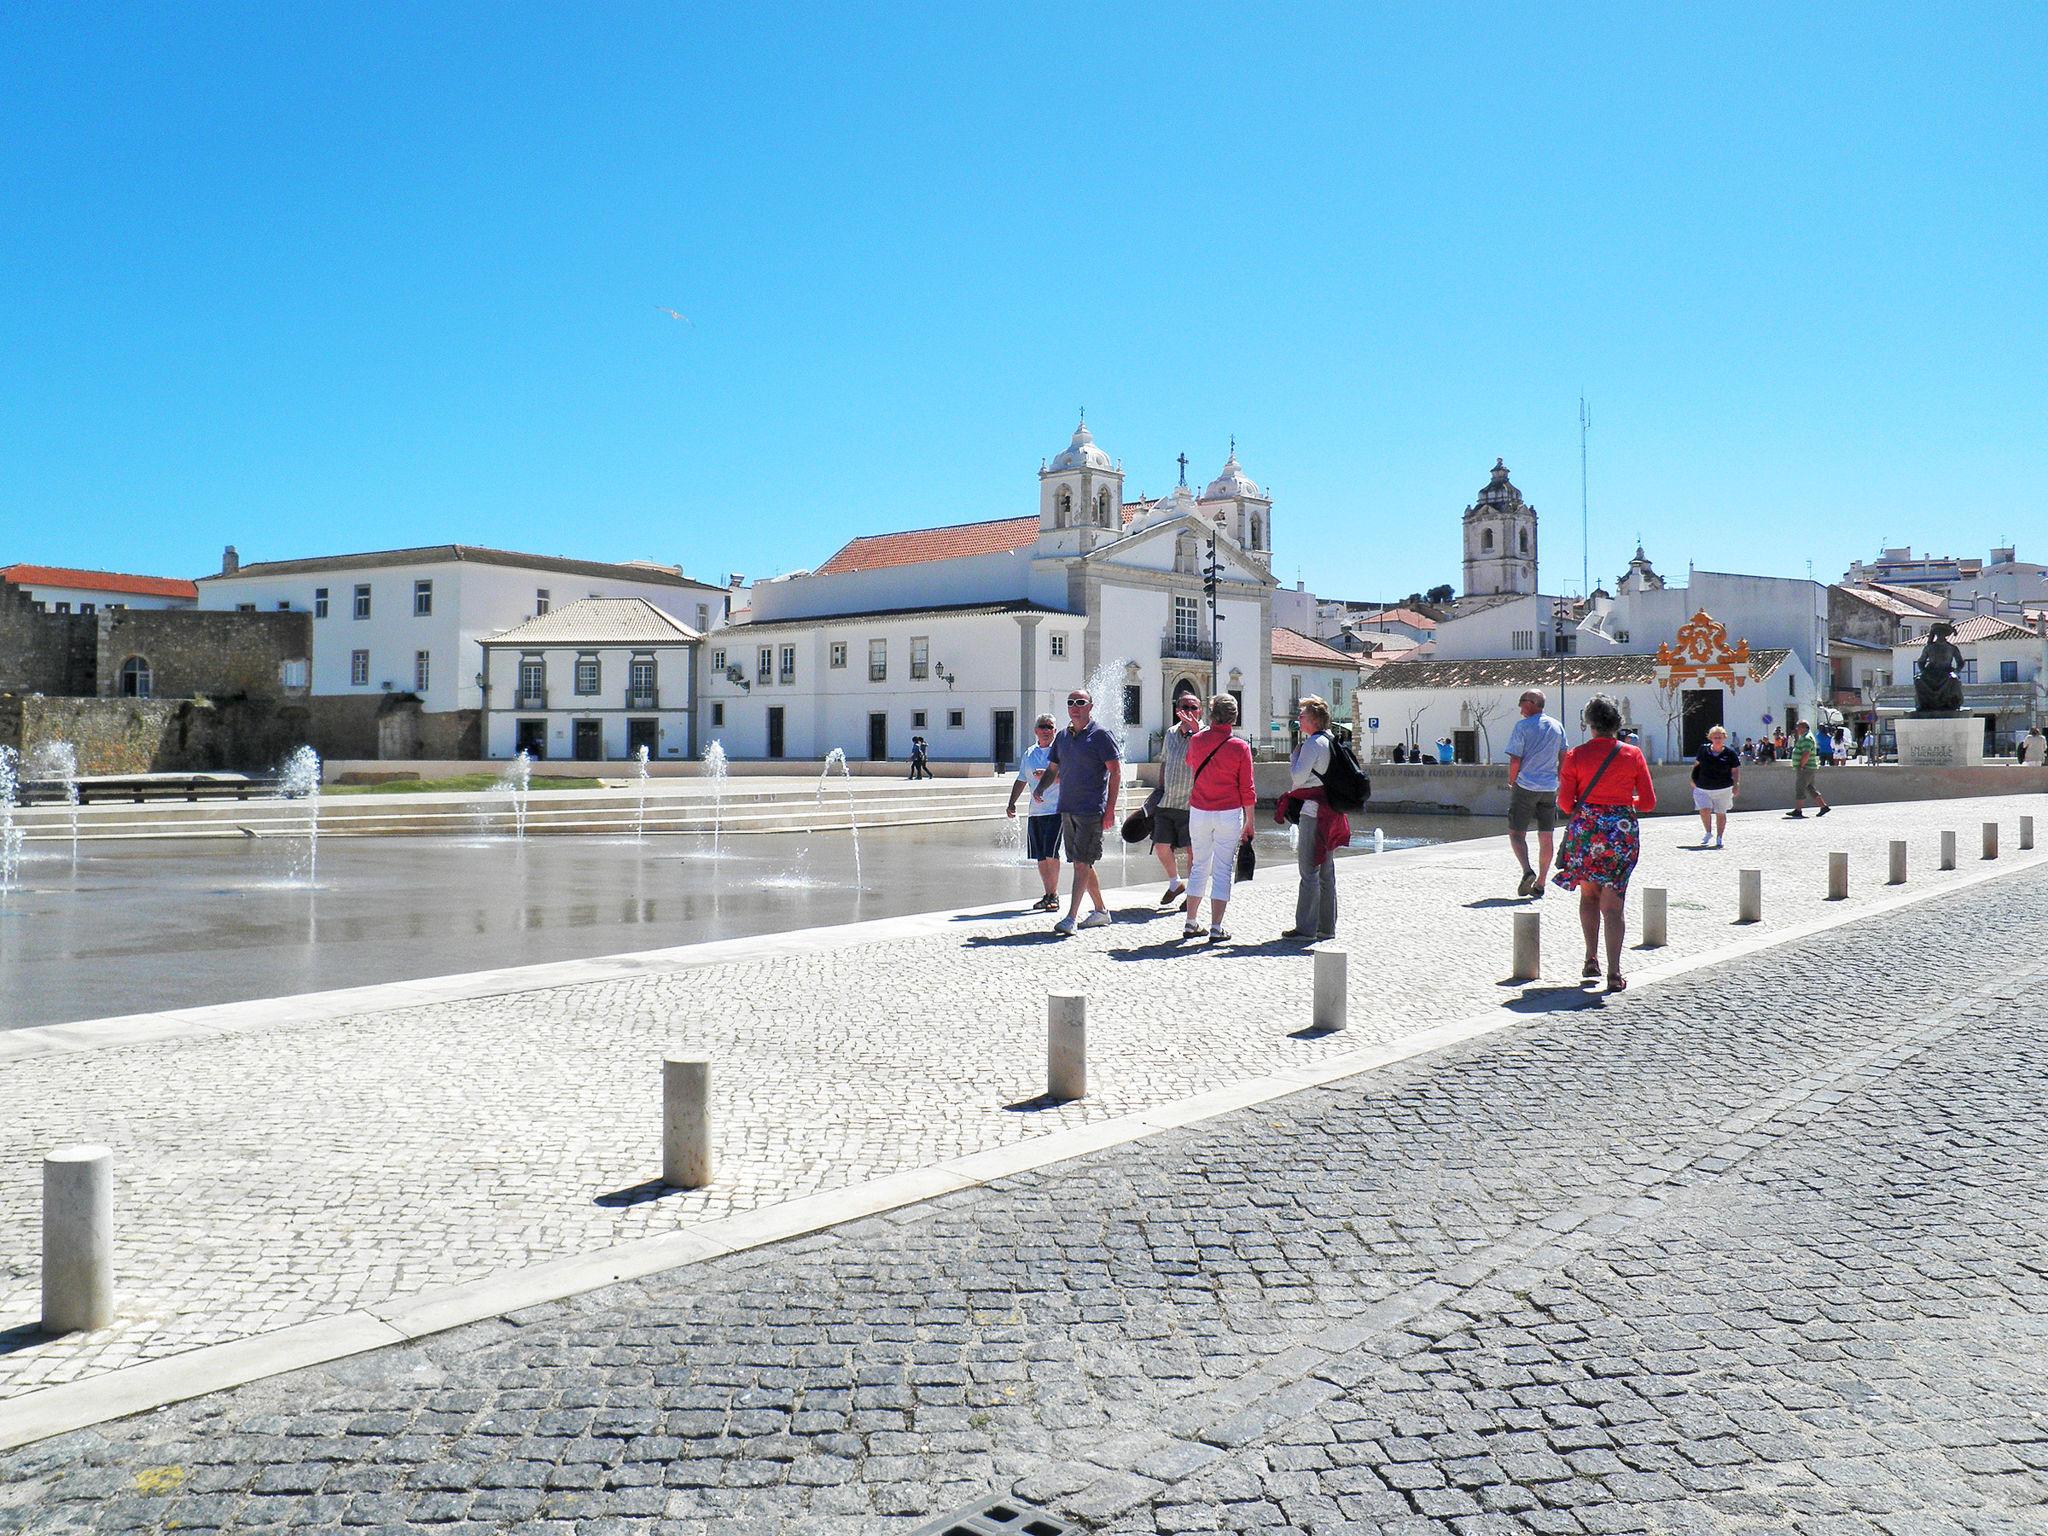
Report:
3,4,2043,601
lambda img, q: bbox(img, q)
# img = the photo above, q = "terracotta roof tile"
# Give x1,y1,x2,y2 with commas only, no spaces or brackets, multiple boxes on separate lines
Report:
1949,614,2040,643
0,564,198,600
1271,627,1362,667
815,517,1037,575
1360,648,1793,690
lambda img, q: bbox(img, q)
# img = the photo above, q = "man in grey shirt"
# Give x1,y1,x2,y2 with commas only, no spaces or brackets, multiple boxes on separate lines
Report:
1152,693,1199,906
1504,688,1567,898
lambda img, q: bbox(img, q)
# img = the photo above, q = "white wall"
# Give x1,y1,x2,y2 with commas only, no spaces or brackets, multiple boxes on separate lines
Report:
483,641,693,760
698,610,1084,763
14,583,194,612
746,552,1032,623
1356,656,1818,765
199,559,718,713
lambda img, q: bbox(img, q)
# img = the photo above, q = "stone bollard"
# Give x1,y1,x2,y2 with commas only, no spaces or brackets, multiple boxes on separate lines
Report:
1889,839,1907,885
2023,815,2035,851
1511,911,1540,981
1047,993,1087,1101
1641,887,1668,948
661,1055,713,1189
1738,869,1763,924
1312,948,1349,1033
1940,830,1957,871
42,1145,114,1334
1827,852,1848,901
1983,821,1999,860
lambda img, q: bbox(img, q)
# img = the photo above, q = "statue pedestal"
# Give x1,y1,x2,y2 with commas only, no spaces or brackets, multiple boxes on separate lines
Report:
1894,714,1984,767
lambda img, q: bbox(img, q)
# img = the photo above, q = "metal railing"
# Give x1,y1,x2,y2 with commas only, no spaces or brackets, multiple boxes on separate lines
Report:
626,689,659,709
514,689,548,709
1160,637,1217,660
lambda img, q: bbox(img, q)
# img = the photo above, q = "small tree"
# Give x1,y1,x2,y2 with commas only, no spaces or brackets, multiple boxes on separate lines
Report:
1404,701,1431,755
1462,694,1505,761
1653,683,1687,763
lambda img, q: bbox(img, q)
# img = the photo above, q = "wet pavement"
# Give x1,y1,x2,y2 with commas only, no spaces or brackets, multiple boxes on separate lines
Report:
0,814,1496,1029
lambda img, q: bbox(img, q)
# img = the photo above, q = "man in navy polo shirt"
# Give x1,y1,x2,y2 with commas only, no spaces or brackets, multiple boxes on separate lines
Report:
1041,687,1122,935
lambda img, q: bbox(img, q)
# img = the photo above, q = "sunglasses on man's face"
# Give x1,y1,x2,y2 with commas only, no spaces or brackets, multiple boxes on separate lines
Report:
1066,699,1089,707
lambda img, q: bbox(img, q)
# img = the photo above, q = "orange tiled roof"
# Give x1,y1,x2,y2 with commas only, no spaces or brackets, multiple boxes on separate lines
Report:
1271,626,1361,668
815,516,1037,576
1352,606,1438,631
0,563,198,600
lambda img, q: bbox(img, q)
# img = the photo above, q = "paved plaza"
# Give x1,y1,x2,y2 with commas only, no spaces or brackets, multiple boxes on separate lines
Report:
1,807,2043,1531
0,796,2042,1420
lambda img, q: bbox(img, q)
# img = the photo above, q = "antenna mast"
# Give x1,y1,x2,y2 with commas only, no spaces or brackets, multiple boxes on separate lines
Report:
1579,396,1592,597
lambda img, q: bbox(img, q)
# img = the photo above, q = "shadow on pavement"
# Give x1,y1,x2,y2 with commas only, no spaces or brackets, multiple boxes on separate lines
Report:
592,1179,676,1209
1502,983,1604,1014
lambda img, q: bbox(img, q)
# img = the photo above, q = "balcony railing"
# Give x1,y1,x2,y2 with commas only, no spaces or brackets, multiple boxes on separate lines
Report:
514,689,547,710
1161,637,1218,661
626,689,659,710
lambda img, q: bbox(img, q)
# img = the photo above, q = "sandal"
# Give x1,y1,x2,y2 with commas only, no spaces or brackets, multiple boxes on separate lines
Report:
1182,924,1203,940
1581,959,1600,979
1208,928,1231,943
1606,973,1628,993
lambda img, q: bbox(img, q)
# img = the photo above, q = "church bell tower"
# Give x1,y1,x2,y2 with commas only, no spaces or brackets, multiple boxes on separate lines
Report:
1461,458,1538,597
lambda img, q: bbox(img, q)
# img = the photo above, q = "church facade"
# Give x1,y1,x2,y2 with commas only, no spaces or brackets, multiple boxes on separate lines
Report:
698,420,1279,768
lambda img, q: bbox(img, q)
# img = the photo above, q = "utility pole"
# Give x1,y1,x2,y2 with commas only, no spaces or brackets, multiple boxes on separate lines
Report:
1579,396,1592,601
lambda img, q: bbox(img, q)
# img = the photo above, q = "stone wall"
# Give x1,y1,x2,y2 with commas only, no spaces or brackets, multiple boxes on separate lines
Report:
0,584,96,697
305,696,481,761
94,609,310,701
12,695,315,775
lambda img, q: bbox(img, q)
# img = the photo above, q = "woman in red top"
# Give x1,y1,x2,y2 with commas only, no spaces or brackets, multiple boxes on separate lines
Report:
1552,694,1657,993
1183,693,1257,942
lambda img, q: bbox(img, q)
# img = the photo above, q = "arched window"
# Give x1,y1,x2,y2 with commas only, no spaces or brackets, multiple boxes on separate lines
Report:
1055,488,1072,527
1095,488,1111,527
1174,533,1197,574
119,656,152,698
1250,514,1264,549
1481,528,1495,552
1518,528,1529,554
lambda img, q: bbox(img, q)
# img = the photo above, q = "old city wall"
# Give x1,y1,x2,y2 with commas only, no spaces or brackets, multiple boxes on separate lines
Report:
95,609,311,701
305,696,481,761
12,695,315,775
0,586,96,697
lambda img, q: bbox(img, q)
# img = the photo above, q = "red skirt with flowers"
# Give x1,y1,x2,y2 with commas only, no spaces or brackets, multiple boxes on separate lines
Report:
1551,805,1641,896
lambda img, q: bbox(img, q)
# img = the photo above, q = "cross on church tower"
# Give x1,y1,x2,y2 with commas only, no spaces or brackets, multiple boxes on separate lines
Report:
1177,453,1188,487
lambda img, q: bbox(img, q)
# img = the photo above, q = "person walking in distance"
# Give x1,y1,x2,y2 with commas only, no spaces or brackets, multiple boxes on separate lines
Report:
1784,719,1831,819
1503,688,1566,897
907,736,933,780
1691,724,1740,848
1183,694,1257,942
1553,694,1656,993
1038,688,1121,935
1152,694,1200,908
1278,695,1347,941
1005,713,1063,912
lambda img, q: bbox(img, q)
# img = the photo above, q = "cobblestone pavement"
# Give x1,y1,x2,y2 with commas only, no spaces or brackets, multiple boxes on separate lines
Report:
1,857,2044,1531
0,795,2041,1405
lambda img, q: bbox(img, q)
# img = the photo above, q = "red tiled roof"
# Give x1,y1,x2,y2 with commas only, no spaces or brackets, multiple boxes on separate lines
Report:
0,563,198,600
1352,606,1438,631
1271,627,1361,668
815,517,1037,576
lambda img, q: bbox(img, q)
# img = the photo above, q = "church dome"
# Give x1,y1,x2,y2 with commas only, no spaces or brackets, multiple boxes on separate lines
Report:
1049,419,1112,472
1475,457,1520,507
1203,448,1262,501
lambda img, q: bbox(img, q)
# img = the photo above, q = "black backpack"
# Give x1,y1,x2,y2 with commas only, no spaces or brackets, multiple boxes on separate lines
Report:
1316,736,1371,814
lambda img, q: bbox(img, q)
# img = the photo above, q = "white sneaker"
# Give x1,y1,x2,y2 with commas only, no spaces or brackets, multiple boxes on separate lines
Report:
1053,916,1076,936
1078,909,1112,929
1714,836,1724,848
1699,832,1713,847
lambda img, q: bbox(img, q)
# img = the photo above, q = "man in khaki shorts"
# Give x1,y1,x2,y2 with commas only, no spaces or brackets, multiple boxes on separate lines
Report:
1503,688,1567,897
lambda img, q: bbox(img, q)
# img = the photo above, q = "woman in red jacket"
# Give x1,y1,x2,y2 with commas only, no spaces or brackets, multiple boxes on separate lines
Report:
1183,693,1257,942
1553,694,1656,992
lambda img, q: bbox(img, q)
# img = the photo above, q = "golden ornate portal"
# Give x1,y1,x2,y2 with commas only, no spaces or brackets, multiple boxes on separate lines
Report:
1653,609,1757,691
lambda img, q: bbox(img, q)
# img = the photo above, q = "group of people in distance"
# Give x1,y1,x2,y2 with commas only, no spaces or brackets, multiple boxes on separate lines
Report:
1004,687,1346,945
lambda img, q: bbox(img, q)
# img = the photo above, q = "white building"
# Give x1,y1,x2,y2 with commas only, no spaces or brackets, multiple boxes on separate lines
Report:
1845,545,2048,608
1357,462,1831,761
197,543,726,759
0,562,197,612
698,421,1279,767
478,599,699,762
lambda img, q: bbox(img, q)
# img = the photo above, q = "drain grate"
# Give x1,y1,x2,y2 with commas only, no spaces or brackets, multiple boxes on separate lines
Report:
907,1494,1074,1536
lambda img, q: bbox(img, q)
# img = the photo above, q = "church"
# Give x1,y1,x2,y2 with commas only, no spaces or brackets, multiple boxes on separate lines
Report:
1356,458,1826,763
699,419,1280,768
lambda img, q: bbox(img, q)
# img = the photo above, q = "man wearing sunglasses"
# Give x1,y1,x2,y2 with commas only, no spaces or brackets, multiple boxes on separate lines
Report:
1004,713,1064,911
1152,692,1201,907
1038,688,1121,935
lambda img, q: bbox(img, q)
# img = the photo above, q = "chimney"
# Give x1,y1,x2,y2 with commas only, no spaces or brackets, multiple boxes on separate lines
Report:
222,545,240,575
